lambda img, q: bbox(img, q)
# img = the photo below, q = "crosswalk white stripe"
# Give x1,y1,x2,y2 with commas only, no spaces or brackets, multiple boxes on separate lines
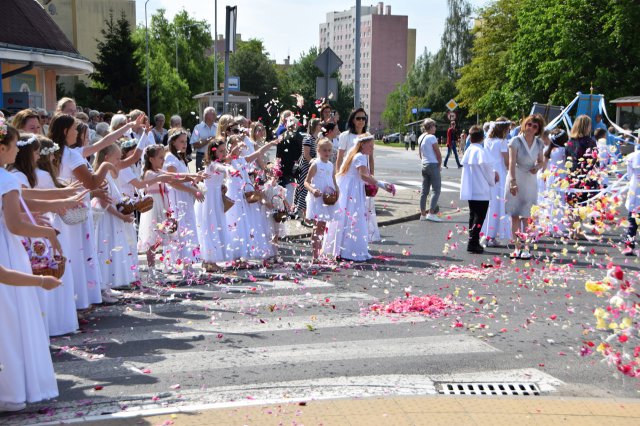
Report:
52,335,499,378
54,313,434,346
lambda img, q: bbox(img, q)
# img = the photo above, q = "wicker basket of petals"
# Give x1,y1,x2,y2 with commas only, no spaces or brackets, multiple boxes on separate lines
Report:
133,195,154,213
244,183,262,204
60,205,89,225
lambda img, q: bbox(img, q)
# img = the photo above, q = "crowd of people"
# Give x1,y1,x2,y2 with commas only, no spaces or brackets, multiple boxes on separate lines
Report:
419,112,639,259
0,97,398,412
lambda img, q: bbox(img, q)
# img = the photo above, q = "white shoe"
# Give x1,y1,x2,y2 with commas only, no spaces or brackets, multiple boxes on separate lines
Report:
419,215,429,221
519,249,532,260
486,238,499,247
480,236,487,247
100,289,119,304
108,288,124,296
0,401,26,412
426,213,442,222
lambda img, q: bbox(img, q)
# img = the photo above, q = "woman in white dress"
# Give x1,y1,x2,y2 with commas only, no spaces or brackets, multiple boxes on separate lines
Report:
0,122,61,411
504,115,546,259
323,134,394,261
163,128,202,270
481,118,511,246
9,135,79,336
195,139,229,272
50,114,118,307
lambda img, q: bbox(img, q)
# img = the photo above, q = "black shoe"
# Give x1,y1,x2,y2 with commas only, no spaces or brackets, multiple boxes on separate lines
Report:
467,243,484,254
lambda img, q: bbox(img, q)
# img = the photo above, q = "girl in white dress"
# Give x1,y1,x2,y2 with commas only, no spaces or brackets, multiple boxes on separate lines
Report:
10,135,79,336
335,109,380,242
481,118,511,246
323,134,394,261
225,135,280,265
50,114,118,307
138,145,199,277
541,129,569,237
304,138,339,262
261,169,289,263
92,145,137,291
196,139,229,272
0,121,62,411
163,128,202,271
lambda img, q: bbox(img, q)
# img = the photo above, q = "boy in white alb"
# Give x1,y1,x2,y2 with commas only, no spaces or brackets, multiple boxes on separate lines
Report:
460,125,498,254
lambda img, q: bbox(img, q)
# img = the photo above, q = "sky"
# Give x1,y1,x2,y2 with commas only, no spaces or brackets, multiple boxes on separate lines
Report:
135,0,489,63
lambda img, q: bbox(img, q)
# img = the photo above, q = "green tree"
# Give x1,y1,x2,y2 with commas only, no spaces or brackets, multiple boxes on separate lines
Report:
92,10,145,111
132,9,216,128
229,39,279,123
506,0,640,113
458,0,640,120
275,47,354,129
456,0,523,119
440,0,474,78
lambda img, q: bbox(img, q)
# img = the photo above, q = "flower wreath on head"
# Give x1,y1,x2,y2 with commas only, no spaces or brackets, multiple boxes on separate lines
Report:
167,130,189,144
120,138,138,149
487,120,512,134
40,143,60,156
0,117,8,142
550,130,567,147
17,135,38,148
356,133,374,143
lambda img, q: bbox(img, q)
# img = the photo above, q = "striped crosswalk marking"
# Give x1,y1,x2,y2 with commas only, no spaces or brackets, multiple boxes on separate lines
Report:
394,179,460,192
52,335,499,379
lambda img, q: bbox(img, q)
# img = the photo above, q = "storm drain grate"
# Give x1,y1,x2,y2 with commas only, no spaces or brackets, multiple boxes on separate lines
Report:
437,382,541,396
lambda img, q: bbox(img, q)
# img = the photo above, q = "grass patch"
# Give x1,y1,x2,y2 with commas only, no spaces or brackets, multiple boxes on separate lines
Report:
375,140,407,148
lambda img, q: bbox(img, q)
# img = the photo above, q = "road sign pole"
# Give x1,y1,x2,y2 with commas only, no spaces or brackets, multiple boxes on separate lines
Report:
354,0,361,108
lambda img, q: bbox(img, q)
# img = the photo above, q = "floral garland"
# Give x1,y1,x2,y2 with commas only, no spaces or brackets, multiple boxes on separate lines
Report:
40,143,60,156
17,135,38,147
0,117,8,141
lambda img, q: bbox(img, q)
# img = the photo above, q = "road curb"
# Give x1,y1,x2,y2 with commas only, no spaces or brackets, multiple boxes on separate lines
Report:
284,211,421,241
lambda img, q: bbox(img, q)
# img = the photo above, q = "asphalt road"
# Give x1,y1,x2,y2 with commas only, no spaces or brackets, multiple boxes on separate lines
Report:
4,145,638,425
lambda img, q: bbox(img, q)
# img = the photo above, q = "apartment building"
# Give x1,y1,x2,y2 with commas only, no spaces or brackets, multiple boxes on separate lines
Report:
319,2,416,132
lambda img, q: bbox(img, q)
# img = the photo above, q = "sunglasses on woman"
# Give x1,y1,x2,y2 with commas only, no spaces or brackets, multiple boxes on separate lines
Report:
354,116,367,122
228,127,241,134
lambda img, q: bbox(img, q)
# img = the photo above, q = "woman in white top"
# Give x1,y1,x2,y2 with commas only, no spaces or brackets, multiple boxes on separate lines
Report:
417,118,442,222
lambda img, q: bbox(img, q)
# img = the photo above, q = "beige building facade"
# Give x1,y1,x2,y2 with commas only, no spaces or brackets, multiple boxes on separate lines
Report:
37,0,135,87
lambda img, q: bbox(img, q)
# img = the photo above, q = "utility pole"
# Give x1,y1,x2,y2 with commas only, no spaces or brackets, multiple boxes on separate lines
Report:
223,6,237,114
354,0,361,108
145,0,151,118
213,0,218,95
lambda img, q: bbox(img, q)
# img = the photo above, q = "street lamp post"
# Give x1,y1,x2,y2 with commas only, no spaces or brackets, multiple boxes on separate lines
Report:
145,0,151,119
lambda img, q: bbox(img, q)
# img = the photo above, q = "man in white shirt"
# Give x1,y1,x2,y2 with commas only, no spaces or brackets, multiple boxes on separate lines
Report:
460,125,498,254
191,107,217,171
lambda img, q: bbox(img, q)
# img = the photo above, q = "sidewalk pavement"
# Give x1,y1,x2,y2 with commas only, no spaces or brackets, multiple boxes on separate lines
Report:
285,186,421,239
81,395,640,425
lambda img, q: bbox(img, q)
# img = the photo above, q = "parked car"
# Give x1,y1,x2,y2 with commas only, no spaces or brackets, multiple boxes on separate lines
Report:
382,132,401,143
